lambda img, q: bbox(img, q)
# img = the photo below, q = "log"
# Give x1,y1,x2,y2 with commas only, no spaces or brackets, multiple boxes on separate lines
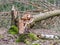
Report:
27,10,60,27
17,10,60,34
33,10,60,22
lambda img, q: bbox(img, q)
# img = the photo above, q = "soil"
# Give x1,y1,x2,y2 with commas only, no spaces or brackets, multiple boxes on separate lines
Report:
0,27,60,45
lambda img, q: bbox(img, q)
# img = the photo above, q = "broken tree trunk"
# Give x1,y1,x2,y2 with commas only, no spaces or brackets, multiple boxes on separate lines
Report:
11,5,18,26
27,10,60,27
33,10,60,21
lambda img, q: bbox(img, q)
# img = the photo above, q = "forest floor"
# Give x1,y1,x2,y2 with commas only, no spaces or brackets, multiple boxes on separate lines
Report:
0,27,60,45
0,27,26,45
0,15,60,45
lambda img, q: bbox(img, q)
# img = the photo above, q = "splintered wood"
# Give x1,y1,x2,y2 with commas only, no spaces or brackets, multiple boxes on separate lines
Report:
18,12,32,34
18,19,25,34
11,5,33,34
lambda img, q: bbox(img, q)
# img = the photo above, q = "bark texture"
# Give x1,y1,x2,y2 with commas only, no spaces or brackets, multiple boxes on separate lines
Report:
33,10,60,21
28,10,60,27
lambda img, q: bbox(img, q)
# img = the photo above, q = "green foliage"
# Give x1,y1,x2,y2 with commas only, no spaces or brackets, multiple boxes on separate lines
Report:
8,25,18,35
16,33,39,42
0,3,12,11
0,2,37,11
16,34,27,42
16,38,21,42
0,0,55,11
24,39,31,45
32,43,40,45
20,5,25,11
47,0,54,4
28,33,39,40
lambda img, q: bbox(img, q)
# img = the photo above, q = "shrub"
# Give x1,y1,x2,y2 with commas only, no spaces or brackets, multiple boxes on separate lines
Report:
8,25,18,35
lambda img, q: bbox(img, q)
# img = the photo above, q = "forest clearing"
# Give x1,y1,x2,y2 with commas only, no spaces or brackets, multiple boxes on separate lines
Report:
0,0,60,45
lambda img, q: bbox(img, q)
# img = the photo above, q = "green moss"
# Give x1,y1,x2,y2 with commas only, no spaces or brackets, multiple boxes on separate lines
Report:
15,32,39,44
24,39,31,45
16,34,27,42
28,33,39,40
16,38,21,42
32,43,40,45
8,25,18,35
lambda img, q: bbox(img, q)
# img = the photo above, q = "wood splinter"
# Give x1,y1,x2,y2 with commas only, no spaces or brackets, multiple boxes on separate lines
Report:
18,12,33,34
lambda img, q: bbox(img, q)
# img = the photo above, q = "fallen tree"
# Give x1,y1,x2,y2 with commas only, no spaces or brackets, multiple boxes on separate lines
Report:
33,10,60,22
27,10,60,27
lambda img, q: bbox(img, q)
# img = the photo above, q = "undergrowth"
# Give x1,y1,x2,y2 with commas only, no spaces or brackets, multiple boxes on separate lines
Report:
8,25,39,45
8,25,18,35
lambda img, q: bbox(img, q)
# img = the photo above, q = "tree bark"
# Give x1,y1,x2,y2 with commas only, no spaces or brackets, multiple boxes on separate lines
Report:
33,10,60,21
27,10,60,27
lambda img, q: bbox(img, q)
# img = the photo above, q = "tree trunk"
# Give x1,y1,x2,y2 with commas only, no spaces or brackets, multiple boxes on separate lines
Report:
27,10,60,27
